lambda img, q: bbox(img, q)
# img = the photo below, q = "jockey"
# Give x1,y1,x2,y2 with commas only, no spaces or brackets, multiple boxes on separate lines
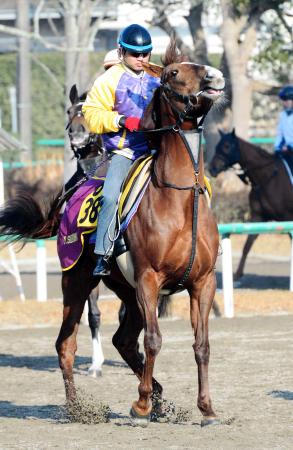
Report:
82,24,160,276
274,86,293,154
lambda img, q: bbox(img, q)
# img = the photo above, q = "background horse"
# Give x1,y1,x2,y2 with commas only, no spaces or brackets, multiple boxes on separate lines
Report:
0,41,225,426
209,129,293,280
66,84,106,377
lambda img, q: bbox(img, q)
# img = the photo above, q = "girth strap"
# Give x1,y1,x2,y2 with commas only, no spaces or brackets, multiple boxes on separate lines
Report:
176,184,201,291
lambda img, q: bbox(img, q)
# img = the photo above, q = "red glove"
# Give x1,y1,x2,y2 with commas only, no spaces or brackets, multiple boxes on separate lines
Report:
120,116,141,132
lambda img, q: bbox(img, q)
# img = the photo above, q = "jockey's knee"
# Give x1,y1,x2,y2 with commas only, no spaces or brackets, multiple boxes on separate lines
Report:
102,191,119,206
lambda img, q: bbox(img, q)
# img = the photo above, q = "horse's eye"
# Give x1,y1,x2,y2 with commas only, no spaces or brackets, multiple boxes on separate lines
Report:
222,143,230,154
171,70,178,77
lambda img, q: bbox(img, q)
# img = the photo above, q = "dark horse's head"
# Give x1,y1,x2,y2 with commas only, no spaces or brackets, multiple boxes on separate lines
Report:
209,129,241,177
140,40,225,129
66,84,103,159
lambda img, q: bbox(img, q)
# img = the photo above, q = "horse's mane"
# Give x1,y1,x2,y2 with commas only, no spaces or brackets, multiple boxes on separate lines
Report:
238,136,275,162
140,38,190,141
161,38,187,66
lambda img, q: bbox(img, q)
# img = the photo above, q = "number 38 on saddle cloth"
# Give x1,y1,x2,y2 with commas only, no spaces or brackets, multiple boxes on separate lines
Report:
57,155,212,271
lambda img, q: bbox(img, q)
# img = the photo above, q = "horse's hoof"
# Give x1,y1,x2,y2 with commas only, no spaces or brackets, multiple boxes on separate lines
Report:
88,368,102,378
129,407,150,427
201,417,220,427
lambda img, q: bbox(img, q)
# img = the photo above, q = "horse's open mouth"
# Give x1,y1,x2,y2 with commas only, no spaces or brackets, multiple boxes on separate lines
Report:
202,87,224,99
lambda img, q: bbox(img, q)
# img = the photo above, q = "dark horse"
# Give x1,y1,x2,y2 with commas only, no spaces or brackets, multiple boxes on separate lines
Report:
0,42,225,426
65,84,107,377
209,129,293,280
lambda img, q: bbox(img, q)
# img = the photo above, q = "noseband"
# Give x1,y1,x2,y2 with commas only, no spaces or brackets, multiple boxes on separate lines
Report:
161,82,205,126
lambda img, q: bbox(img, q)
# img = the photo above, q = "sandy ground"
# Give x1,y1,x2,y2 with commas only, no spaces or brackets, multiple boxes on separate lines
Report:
0,287,293,330
0,233,292,448
0,316,292,449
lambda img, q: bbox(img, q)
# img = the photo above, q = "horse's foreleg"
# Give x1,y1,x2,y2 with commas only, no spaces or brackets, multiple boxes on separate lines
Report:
131,274,162,423
189,271,218,426
87,286,104,377
55,271,93,403
235,234,258,280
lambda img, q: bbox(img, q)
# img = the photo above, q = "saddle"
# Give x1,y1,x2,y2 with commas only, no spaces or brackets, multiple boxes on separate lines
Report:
279,152,293,184
57,155,212,289
57,155,153,271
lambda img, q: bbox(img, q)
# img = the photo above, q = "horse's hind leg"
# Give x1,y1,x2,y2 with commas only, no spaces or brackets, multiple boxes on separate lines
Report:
55,269,96,403
87,286,104,377
189,271,219,426
235,234,258,281
118,300,145,362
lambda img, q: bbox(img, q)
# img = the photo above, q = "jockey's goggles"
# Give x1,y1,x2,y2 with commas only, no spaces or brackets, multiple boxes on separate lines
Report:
128,51,150,58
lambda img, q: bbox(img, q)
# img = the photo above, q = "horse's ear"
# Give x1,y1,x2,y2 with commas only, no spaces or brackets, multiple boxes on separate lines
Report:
69,84,78,105
231,128,236,136
218,128,224,137
142,62,163,78
80,91,88,102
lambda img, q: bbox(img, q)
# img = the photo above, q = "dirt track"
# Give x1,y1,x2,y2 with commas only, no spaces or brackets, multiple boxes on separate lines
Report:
0,315,292,449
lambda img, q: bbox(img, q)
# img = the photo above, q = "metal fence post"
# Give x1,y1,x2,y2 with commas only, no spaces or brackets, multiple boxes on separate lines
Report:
221,234,234,318
36,239,47,302
8,244,25,302
289,231,293,292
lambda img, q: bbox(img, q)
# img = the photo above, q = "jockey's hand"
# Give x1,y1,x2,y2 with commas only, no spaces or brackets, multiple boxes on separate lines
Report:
119,116,140,132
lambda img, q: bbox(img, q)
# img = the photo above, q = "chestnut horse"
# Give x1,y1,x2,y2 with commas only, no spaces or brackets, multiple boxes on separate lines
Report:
209,129,293,280
0,42,225,426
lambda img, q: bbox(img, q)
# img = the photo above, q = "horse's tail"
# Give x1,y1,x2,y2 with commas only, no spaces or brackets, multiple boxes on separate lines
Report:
0,189,65,244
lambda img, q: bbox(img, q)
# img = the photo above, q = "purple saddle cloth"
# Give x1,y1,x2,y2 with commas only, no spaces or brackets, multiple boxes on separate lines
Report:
57,177,104,270
57,156,153,271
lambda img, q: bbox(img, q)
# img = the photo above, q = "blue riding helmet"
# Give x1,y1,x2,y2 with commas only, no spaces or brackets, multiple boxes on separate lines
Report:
118,24,152,52
279,86,293,100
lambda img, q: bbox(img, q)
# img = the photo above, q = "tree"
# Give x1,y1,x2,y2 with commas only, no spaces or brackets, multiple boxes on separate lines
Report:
0,0,112,180
136,0,291,154
16,0,32,159
219,0,291,138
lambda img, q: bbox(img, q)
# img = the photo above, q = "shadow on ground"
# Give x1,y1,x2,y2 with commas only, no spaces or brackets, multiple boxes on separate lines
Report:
216,272,289,290
0,354,126,372
268,390,293,400
0,401,61,420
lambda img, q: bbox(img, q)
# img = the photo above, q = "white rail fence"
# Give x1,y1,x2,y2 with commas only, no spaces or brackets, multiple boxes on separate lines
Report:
218,222,293,318
0,221,293,318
